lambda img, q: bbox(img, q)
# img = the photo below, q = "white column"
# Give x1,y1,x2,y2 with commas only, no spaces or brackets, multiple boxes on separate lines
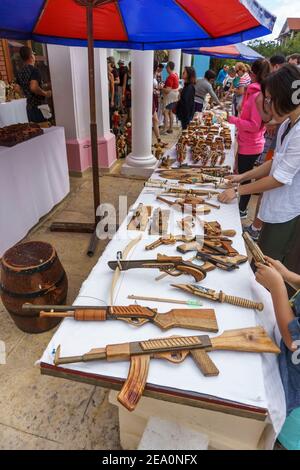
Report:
107,49,113,57
168,49,182,76
122,50,157,177
48,45,116,173
181,52,192,76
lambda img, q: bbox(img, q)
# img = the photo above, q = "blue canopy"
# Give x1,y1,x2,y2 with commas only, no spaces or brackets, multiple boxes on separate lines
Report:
0,0,276,50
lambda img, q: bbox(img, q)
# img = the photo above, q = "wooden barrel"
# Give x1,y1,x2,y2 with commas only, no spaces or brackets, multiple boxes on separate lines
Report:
0,241,68,333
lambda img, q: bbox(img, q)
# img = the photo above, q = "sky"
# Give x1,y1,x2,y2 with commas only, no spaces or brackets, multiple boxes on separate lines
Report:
258,0,300,40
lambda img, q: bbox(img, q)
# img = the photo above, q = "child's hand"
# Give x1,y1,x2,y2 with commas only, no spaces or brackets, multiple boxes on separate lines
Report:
265,257,291,281
255,263,285,292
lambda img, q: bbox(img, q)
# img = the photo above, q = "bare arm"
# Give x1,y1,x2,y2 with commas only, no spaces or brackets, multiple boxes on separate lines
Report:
256,264,296,350
238,175,283,196
29,80,50,97
266,257,300,291
228,160,273,184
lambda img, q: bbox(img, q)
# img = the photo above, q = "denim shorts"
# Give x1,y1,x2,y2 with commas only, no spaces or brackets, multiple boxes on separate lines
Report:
166,102,177,111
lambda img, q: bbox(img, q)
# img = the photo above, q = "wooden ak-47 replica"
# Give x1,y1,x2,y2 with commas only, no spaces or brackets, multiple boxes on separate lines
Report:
54,327,280,411
23,304,218,333
157,195,211,216
172,284,264,311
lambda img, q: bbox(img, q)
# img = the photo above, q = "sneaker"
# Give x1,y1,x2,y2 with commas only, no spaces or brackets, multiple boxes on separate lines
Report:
243,224,261,241
239,209,248,219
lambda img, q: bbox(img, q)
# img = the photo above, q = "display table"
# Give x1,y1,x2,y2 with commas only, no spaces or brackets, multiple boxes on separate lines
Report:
40,125,285,449
0,98,28,127
0,127,70,257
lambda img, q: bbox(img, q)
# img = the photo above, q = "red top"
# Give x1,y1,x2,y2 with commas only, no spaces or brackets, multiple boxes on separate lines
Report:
165,73,179,89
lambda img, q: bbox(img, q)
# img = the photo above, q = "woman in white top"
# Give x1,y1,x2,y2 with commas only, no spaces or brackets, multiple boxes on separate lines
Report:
218,64,300,279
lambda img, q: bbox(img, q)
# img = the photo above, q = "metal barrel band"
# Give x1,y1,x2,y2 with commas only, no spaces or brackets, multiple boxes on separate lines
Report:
0,272,66,299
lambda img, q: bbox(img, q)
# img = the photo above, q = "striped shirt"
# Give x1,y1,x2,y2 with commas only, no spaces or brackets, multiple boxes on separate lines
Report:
238,73,251,89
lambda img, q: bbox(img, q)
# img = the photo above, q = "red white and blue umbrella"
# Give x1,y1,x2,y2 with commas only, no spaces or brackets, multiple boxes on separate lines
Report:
183,42,264,61
0,0,276,50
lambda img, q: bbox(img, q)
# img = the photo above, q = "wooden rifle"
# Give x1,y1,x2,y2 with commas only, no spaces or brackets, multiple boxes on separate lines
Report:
157,195,211,216
145,234,194,251
23,303,218,332
107,254,207,282
172,284,264,311
242,232,267,265
54,327,279,411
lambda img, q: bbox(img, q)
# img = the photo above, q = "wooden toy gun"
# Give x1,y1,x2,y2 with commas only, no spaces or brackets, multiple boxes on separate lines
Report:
23,303,218,332
172,284,264,311
157,195,211,215
177,237,239,257
54,327,279,411
145,234,194,251
195,252,248,272
242,232,267,265
107,254,207,282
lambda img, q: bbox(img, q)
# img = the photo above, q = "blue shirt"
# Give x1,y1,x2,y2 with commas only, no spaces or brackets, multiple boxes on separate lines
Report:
278,290,300,415
216,69,227,85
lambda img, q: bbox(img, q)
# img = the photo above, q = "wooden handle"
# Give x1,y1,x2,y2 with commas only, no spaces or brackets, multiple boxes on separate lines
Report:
175,263,206,282
211,327,280,354
74,309,107,321
222,293,264,311
177,242,200,253
190,349,219,376
117,355,150,412
221,229,236,237
154,309,218,332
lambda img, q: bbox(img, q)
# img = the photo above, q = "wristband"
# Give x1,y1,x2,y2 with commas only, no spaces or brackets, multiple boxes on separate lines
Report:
234,184,240,199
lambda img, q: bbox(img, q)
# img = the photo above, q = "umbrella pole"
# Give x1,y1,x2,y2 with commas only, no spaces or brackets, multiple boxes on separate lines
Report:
50,0,104,256
86,1,101,255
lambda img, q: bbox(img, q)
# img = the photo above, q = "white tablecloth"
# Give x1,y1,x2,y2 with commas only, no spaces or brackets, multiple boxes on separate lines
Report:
0,127,70,256
40,125,285,446
0,99,28,127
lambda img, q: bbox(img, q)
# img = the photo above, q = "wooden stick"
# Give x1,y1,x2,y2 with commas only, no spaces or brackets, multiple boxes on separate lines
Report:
127,295,203,306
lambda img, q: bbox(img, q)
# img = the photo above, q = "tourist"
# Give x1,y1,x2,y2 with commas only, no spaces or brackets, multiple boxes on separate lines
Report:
156,63,164,84
16,46,52,123
255,260,300,450
223,67,236,98
107,61,115,109
287,53,300,67
194,70,222,113
215,64,228,98
218,64,300,279
152,61,161,142
176,66,196,130
124,61,132,119
270,54,286,71
232,62,251,116
107,56,120,108
117,59,128,112
224,59,271,218
161,61,179,134
244,55,286,240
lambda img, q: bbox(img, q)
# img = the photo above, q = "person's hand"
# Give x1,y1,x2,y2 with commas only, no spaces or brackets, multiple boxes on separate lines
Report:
255,263,285,292
264,257,291,281
217,188,236,203
226,174,243,184
110,100,114,108
45,90,52,98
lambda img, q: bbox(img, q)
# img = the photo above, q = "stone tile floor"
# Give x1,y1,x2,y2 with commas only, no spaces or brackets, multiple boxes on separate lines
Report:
0,127,257,449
